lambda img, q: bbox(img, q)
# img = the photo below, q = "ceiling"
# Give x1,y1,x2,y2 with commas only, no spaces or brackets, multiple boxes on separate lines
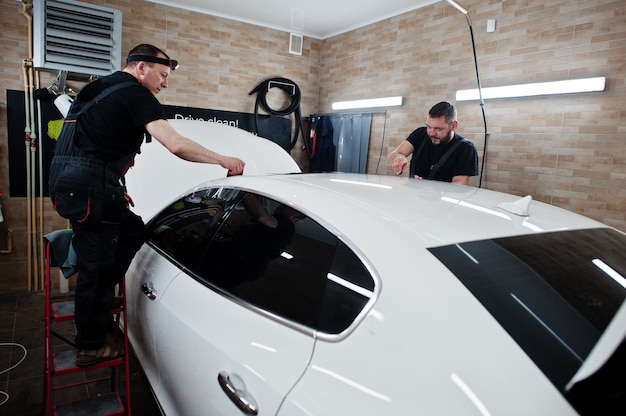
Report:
148,0,440,39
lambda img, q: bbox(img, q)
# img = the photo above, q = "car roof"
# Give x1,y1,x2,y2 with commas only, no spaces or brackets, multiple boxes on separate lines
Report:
216,172,605,249
127,119,606,248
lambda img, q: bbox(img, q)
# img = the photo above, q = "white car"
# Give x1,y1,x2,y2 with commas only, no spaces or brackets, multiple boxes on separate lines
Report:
125,120,626,416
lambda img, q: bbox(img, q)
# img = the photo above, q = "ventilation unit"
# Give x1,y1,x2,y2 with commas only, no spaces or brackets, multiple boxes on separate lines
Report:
33,0,122,77
289,33,303,56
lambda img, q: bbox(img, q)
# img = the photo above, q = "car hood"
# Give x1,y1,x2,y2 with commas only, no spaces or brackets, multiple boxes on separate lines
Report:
125,119,301,220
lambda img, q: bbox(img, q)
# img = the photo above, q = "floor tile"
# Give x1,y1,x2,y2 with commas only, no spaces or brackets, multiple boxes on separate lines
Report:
0,291,161,415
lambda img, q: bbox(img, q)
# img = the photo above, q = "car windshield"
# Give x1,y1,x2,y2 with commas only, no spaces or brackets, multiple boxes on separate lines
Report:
428,227,626,413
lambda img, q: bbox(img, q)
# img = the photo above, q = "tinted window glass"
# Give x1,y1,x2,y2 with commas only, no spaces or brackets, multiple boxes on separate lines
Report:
147,189,376,335
317,241,375,333
202,194,334,328
429,228,626,413
147,187,241,268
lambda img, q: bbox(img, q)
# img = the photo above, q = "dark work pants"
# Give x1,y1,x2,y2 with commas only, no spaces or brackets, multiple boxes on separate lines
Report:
71,208,146,350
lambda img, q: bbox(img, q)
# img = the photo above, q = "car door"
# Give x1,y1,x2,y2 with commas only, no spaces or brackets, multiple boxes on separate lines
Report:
125,243,182,399
142,189,330,415
153,274,316,415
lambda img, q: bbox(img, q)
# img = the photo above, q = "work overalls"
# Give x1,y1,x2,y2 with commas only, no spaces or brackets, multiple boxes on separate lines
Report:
49,85,146,349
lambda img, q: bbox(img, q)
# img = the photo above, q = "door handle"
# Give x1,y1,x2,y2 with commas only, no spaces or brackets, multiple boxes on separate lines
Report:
141,282,157,300
218,371,258,415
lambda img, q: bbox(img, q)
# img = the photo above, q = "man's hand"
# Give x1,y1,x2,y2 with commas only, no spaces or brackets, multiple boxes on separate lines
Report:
388,141,415,176
222,156,245,176
391,155,408,175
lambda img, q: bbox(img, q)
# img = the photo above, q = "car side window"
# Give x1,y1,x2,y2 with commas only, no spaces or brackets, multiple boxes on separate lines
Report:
147,187,242,268
317,240,375,334
147,189,376,335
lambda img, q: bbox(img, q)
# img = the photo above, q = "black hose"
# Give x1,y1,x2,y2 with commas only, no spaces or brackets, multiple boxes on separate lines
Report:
466,17,489,188
248,78,309,155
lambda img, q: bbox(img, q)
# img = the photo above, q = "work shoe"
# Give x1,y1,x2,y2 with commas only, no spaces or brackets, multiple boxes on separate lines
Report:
76,343,124,367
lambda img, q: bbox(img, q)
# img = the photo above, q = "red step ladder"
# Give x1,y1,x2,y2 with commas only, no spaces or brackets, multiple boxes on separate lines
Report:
42,230,132,416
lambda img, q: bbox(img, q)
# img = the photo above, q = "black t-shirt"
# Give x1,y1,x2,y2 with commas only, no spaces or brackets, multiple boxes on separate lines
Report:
74,71,166,163
406,127,478,182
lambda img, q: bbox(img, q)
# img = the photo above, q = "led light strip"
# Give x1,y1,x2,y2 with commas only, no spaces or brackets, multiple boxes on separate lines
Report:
456,77,605,101
331,96,403,110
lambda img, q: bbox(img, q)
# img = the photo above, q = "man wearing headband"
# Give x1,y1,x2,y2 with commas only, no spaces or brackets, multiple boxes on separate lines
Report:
49,43,245,366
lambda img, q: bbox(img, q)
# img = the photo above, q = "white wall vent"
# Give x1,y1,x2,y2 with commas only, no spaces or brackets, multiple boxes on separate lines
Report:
33,0,122,77
289,33,303,56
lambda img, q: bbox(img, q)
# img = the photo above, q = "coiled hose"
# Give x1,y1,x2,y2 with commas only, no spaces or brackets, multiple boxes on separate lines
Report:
248,78,310,155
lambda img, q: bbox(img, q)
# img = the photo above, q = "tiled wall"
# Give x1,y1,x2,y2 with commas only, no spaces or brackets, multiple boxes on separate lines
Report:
1,0,624,292
320,0,625,230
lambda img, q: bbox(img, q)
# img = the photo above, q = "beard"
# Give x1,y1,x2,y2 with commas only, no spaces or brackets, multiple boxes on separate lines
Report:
429,134,452,145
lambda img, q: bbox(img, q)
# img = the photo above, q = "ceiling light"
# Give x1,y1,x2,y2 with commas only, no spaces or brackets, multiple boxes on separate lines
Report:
456,77,606,101
332,96,403,111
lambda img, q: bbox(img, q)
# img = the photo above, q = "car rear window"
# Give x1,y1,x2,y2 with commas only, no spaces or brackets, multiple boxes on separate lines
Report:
428,227,626,412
